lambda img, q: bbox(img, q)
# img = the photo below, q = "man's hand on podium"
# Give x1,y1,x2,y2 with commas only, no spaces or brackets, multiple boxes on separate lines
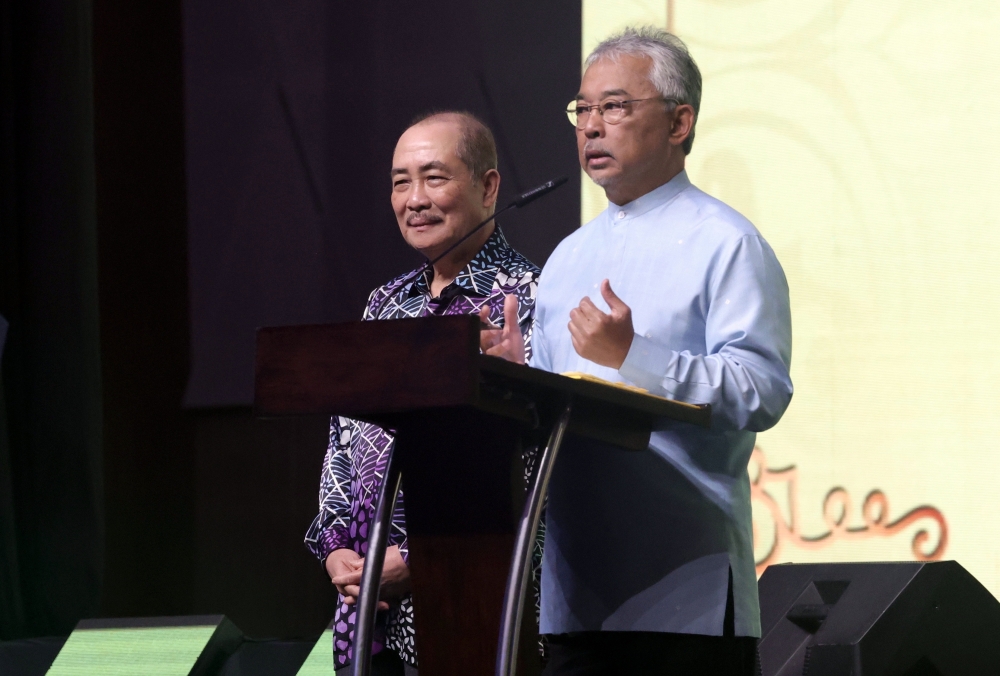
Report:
327,546,410,610
480,294,525,364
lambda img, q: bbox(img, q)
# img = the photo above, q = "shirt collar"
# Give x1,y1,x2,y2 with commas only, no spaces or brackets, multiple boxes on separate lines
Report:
608,169,691,220
409,226,511,300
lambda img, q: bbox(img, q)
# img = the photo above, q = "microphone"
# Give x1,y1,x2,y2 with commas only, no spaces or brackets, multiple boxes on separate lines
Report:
368,176,569,318
510,176,569,208
426,175,569,268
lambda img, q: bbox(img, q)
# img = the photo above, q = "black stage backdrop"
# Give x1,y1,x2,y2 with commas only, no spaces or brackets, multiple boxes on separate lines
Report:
1,0,580,640
1,0,105,639
183,0,583,407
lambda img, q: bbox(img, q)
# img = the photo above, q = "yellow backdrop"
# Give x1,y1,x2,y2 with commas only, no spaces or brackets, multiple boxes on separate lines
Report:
582,0,999,596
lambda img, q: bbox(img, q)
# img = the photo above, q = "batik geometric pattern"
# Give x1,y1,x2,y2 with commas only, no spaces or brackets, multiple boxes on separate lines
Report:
304,227,541,669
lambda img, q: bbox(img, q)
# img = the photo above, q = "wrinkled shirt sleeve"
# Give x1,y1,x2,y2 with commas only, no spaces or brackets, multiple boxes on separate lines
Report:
303,416,355,563
619,234,793,432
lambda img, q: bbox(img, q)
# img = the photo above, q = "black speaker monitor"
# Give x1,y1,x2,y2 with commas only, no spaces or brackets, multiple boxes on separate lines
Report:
757,561,1000,676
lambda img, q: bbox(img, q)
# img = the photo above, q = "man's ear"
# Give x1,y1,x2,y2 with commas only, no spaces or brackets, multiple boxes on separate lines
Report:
481,168,501,208
669,104,696,147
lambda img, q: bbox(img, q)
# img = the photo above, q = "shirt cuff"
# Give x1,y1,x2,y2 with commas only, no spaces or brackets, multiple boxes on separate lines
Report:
618,332,673,394
317,527,353,564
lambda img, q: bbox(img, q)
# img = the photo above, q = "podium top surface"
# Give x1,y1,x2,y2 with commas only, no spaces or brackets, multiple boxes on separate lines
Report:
476,352,708,427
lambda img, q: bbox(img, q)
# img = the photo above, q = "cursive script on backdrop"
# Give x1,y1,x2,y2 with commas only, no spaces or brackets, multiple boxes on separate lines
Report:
750,447,948,575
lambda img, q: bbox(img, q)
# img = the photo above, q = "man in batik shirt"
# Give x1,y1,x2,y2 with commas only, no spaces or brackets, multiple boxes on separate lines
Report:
304,111,540,676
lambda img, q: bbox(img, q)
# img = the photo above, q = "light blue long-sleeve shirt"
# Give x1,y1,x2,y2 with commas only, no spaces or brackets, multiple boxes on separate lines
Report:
531,170,793,637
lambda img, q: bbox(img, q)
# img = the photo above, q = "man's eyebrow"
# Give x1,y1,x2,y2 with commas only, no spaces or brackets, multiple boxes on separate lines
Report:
390,161,450,178
419,161,450,172
576,88,631,101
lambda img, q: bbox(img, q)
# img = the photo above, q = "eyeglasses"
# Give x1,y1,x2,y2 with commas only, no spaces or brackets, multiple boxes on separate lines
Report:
566,97,677,129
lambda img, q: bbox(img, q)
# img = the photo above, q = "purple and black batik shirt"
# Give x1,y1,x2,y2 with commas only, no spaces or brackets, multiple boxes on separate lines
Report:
304,227,540,670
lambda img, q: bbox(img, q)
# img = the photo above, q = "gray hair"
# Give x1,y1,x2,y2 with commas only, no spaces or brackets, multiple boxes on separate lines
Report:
585,26,702,154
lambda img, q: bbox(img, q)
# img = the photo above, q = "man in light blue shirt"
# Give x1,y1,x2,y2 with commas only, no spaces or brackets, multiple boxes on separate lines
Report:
483,26,792,676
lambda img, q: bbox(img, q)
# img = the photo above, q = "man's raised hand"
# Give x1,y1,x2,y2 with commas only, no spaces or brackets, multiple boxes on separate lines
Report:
479,294,526,364
568,279,635,369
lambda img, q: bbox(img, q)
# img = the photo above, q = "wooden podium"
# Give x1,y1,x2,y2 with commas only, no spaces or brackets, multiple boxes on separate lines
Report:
254,315,710,676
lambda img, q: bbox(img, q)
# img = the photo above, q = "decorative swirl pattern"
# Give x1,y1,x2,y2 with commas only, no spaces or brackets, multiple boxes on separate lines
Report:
750,447,948,575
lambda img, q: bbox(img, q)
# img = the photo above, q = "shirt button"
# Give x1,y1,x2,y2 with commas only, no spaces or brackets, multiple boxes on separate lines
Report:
616,211,625,220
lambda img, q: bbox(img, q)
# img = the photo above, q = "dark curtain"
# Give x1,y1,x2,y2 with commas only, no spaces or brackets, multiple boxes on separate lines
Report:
0,0,580,642
182,0,583,407
0,314,24,634
0,0,105,640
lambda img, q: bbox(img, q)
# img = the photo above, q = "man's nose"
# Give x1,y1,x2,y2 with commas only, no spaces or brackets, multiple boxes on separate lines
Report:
582,110,605,138
407,182,432,209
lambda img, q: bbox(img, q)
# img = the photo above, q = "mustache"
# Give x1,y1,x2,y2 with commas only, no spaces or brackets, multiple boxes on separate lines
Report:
583,142,615,159
406,212,444,226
